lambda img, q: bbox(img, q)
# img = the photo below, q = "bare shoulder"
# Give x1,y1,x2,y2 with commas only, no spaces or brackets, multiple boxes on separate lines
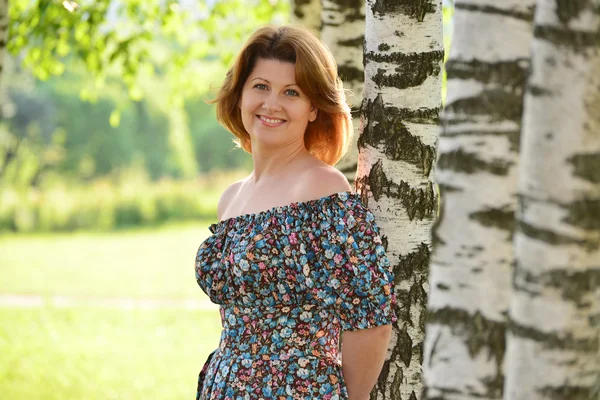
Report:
296,161,352,200
217,180,244,220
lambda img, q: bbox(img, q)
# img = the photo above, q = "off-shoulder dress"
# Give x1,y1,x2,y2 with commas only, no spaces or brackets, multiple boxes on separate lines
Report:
195,191,397,400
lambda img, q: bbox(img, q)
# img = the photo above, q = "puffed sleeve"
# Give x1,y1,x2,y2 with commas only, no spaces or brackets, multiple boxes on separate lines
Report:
321,200,397,331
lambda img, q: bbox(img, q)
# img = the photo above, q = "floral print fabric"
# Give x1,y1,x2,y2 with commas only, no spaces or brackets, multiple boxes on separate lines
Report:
195,191,397,399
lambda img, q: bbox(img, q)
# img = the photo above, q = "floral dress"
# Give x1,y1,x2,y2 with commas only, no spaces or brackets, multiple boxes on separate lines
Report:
195,191,397,400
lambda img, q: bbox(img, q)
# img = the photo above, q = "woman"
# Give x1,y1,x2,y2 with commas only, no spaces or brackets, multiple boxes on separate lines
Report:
195,25,397,400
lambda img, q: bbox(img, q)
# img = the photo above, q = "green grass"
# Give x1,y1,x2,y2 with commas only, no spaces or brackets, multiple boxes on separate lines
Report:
0,222,226,398
0,222,216,299
0,306,222,400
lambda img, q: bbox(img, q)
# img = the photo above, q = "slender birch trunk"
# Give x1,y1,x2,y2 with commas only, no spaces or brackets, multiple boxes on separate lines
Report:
291,0,322,36
423,1,535,398
357,1,443,398
320,0,365,185
504,1,600,399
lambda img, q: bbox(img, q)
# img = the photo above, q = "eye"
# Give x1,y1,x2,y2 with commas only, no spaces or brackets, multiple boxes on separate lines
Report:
253,84,268,91
285,89,300,97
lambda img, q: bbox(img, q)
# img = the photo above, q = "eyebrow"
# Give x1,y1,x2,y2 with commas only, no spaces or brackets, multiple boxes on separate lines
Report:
251,77,298,87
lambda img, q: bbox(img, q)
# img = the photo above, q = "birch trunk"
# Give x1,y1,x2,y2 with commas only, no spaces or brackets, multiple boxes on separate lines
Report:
423,1,535,398
504,1,600,398
291,0,322,37
320,0,365,184
358,1,443,398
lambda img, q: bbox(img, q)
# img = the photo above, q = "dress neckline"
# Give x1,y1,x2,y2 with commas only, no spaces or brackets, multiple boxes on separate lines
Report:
209,190,360,233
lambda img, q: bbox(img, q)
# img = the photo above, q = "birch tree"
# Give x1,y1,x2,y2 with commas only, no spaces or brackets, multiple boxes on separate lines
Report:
504,1,600,398
423,1,535,398
291,0,322,36
320,0,365,184
356,1,443,398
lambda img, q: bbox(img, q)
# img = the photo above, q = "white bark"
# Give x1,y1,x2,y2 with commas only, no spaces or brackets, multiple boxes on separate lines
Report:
291,0,322,37
359,1,443,398
504,1,600,399
320,0,365,184
424,1,535,398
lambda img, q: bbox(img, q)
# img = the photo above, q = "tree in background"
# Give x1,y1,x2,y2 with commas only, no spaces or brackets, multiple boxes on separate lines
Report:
425,0,600,399
1,0,288,181
357,0,443,398
320,0,365,185
504,0,600,398
424,1,535,398
291,0,322,35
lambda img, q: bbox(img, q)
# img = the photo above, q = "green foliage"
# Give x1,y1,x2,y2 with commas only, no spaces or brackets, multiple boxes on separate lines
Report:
8,0,290,103
0,169,245,233
1,62,252,181
6,0,288,182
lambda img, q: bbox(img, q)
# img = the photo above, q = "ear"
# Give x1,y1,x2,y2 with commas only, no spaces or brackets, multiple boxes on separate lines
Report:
309,106,318,122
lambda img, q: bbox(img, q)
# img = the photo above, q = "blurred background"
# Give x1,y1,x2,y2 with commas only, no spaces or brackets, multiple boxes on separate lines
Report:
0,0,452,398
0,0,288,398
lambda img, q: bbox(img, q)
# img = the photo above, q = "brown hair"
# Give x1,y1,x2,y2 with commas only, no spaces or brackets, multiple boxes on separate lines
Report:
210,25,352,166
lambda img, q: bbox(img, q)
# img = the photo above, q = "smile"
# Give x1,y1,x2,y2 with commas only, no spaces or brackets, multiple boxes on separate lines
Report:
257,115,286,125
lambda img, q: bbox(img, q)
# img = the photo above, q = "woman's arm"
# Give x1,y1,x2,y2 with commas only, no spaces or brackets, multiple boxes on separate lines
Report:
341,324,393,400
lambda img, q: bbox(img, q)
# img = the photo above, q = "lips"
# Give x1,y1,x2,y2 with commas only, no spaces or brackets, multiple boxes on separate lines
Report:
257,115,285,125
257,115,286,126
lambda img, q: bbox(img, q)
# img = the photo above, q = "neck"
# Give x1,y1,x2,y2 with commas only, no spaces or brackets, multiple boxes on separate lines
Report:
249,142,309,185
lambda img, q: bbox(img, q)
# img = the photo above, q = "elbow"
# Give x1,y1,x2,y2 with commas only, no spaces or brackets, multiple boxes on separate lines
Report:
342,323,393,347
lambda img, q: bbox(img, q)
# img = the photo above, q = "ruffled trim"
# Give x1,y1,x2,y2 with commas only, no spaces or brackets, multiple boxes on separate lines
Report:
208,190,361,235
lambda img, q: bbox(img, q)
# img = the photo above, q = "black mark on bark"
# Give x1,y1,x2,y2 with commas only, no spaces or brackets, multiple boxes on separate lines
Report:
515,266,600,307
470,206,516,234
441,129,521,152
437,148,513,176
534,25,600,50
455,3,535,22
338,65,363,86
366,50,444,90
539,384,598,400
563,198,600,231
360,94,438,176
528,84,553,96
427,307,506,398
371,0,437,22
556,0,590,25
445,89,524,123
293,0,312,19
568,153,600,184
446,59,529,92
398,326,413,367
338,36,364,48
508,318,599,351
397,242,431,281
518,220,591,248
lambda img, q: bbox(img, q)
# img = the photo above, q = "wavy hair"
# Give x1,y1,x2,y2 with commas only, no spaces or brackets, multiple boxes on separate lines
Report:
210,25,352,166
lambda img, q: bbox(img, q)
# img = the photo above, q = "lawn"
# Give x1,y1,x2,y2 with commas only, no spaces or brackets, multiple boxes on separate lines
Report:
0,222,224,399
0,307,222,400
0,222,215,299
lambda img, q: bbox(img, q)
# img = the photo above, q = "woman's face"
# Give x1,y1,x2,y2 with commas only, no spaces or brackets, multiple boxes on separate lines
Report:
239,58,317,149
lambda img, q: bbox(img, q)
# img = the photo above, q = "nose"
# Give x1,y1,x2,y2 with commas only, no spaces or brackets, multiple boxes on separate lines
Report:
262,93,282,112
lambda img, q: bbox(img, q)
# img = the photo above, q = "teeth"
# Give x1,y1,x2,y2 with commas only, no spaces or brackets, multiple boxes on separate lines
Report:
260,116,284,124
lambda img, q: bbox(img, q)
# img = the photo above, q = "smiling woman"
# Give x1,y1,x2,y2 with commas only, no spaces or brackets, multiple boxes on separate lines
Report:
238,59,317,150
210,25,352,166
196,25,397,400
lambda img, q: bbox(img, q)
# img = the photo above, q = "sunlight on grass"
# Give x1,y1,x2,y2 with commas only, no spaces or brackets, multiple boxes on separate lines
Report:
0,222,215,299
0,306,222,400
